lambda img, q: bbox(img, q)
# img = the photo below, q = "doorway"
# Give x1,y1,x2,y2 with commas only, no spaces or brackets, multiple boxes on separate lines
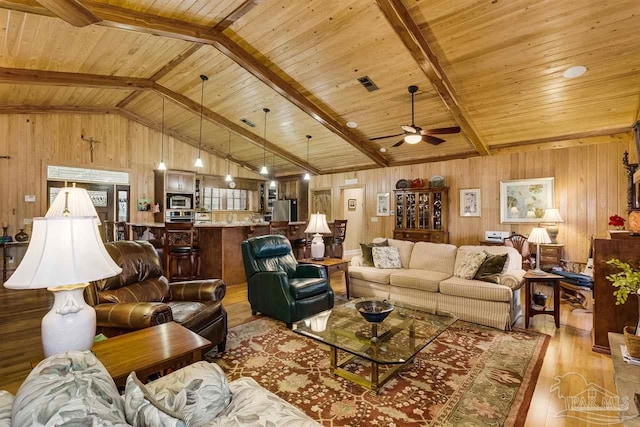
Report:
341,187,365,255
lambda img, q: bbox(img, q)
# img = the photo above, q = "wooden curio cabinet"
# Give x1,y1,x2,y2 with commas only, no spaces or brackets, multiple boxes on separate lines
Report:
393,187,449,243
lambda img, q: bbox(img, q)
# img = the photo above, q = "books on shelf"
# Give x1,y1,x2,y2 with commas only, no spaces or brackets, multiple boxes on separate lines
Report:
621,345,640,366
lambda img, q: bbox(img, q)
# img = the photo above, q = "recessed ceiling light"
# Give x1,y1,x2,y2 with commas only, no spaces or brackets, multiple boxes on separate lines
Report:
379,147,387,153
346,121,358,128
563,66,587,79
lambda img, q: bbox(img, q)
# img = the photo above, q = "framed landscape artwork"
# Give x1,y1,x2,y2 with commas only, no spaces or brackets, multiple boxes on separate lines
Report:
500,177,554,223
460,188,481,217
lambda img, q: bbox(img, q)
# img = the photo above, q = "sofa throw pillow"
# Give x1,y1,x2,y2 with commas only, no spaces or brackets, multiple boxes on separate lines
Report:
124,372,186,427
0,391,12,427
372,246,402,269
12,351,129,427
360,239,388,267
454,251,487,280
145,361,232,426
474,251,508,284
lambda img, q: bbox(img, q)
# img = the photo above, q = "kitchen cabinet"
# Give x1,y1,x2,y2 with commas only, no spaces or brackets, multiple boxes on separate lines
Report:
166,171,195,194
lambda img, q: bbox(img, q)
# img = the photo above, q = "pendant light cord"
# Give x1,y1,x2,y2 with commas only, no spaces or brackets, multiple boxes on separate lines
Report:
306,135,311,163
161,97,165,161
198,75,208,157
263,108,270,168
227,131,231,175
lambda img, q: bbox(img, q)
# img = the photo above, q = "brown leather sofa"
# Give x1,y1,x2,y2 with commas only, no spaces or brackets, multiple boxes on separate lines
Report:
85,240,227,352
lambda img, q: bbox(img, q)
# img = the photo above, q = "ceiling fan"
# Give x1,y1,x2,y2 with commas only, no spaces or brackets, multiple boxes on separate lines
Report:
370,85,461,147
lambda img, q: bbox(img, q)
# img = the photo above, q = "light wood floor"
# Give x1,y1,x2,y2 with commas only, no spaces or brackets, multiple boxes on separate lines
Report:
0,273,623,426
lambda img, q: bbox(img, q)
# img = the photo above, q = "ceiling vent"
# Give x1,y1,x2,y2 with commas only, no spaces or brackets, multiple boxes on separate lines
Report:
357,76,379,92
240,118,256,127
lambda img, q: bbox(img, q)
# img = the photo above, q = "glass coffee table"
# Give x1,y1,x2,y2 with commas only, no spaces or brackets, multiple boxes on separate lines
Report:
293,299,457,393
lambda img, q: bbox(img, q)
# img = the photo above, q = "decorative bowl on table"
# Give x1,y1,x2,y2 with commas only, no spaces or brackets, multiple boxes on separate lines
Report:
355,300,394,323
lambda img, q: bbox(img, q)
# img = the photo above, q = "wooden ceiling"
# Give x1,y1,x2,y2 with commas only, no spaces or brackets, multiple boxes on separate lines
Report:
0,0,638,175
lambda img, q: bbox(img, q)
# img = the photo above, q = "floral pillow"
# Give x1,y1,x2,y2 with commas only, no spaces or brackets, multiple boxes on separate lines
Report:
0,391,12,427
372,246,402,269
454,251,487,280
145,361,232,426
124,372,186,427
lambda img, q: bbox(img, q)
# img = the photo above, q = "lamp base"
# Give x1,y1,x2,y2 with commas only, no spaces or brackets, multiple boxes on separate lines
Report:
42,283,96,357
545,224,559,244
529,268,547,276
310,233,325,261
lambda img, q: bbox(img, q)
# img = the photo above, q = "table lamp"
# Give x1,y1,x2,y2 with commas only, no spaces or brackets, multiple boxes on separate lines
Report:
542,208,563,243
527,227,551,276
305,213,332,260
46,185,102,225
4,217,121,357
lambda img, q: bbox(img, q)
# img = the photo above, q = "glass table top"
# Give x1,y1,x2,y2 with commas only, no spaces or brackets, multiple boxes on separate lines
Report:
292,299,457,364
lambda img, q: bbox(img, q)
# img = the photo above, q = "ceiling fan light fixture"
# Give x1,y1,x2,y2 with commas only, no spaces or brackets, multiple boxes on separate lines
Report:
563,65,587,79
405,134,423,144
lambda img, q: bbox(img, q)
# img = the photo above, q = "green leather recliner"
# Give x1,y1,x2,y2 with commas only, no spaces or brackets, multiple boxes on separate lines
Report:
242,235,334,327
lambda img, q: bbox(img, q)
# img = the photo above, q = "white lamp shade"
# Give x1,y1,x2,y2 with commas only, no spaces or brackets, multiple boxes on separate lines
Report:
46,187,101,225
4,217,122,289
542,208,564,223
527,227,551,245
304,213,332,234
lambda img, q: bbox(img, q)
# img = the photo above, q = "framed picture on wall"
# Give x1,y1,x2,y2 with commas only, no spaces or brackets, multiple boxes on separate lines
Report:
376,192,390,216
348,199,357,211
460,188,481,217
500,177,554,223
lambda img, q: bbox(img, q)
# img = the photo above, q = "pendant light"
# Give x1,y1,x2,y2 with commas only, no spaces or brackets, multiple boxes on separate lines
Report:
157,96,167,171
225,131,233,182
303,135,311,181
269,152,277,188
194,74,208,168
260,108,270,175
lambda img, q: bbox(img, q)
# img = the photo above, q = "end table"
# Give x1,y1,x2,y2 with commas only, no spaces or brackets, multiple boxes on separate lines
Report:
298,258,350,298
524,271,562,328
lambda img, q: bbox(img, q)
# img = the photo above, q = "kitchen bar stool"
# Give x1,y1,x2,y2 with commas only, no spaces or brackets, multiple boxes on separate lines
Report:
164,222,201,281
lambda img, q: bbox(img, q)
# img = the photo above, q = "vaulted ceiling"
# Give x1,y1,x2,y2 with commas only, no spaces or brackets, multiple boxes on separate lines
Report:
0,0,638,176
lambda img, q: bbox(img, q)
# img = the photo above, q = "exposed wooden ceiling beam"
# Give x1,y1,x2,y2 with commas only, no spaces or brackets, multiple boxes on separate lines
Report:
375,0,490,157
0,67,152,90
35,0,99,26
153,83,319,174
0,0,56,17
388,151,479,167
116,108,261,174
116,44,203,108
0,105,119,114
0,0,388,167
490,128,631,155
214,0,263,31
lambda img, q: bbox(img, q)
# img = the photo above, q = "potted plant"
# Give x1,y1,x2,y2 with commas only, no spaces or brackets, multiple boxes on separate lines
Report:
606,259,640,357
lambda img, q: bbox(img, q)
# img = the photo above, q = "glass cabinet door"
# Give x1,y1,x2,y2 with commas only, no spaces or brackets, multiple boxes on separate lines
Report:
395,193,404,229
418,192,430,229
406,193,416,229
433,191,443,230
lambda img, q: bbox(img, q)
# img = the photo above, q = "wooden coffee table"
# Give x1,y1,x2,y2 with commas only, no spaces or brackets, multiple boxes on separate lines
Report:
92,322,211,387
299,258,350,298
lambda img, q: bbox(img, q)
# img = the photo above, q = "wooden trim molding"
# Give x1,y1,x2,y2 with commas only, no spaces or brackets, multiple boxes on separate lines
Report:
490,129,632,155
0,105,119,114
375,0,490,157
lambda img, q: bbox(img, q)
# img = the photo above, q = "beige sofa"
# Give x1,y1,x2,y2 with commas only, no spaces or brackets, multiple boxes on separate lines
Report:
349,239,526,330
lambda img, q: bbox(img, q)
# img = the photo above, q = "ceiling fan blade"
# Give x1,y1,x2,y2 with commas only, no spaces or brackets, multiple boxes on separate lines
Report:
401,125,417,133
392,139,405,148
420,126,461,135
424,135,446,145
369,133,404,141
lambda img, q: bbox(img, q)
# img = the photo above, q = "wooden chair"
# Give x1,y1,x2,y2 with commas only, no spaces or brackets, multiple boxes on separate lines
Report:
504,233,534,270
164,222,201,281
269,221,290,236
329,219,347,259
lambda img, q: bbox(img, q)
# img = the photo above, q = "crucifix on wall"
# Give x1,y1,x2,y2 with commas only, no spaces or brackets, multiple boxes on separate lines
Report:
81,135,101,163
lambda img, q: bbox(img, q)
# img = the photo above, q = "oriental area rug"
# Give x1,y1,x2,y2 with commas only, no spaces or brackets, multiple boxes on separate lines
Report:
207,318,549,427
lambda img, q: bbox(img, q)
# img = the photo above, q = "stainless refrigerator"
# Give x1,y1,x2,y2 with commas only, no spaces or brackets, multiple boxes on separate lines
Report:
272,199,298,222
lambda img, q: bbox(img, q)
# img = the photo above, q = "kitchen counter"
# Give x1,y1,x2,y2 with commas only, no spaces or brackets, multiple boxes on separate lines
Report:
127,221,306,285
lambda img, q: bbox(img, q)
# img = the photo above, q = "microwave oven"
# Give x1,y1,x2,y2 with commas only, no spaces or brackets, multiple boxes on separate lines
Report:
168,194,192,209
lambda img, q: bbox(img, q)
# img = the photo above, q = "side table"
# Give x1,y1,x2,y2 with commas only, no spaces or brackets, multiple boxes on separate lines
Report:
298,258,350,298
524,271,562,328
92,322,211,387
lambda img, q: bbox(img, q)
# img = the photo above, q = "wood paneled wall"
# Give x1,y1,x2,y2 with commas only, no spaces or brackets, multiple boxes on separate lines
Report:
0,113,261,234
311,133,634,262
